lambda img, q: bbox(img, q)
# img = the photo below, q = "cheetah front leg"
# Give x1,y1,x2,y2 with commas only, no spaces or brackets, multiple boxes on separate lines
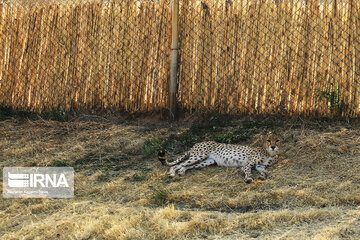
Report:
255,155,279,180
178,158,216,176
168,155,208,178
242,163,255,184
255,165,267,180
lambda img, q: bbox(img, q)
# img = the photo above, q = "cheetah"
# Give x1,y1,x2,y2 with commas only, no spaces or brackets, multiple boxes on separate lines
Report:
158,133,283,183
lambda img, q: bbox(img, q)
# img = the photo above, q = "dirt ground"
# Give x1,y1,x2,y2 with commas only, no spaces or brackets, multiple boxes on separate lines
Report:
0,114,359,240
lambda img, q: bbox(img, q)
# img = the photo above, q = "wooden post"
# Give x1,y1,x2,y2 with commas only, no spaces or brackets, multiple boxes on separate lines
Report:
169,0,179,121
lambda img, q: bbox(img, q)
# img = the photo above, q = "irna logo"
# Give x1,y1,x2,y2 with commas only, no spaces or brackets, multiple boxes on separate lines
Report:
7,172,69,188
3,167,74,198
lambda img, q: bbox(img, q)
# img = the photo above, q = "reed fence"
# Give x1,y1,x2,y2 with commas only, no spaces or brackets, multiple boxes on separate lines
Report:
0,0,359,117
0,0,171,112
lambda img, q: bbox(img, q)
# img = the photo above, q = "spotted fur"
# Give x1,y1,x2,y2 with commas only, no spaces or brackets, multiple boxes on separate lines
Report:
158,133,283,183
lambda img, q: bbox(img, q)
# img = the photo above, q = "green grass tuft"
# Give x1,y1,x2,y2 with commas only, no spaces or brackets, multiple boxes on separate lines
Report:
214,131,251,144
148,185,171,206
50,159,69,167
141,138,162,156
125,173,147,182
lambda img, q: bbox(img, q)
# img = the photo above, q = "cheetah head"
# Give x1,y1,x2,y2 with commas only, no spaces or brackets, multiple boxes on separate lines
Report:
263,133,283,155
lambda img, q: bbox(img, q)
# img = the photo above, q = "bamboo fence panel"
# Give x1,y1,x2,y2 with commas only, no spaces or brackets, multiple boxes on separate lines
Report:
0,0,360,117
0,0,171,112
178,0,360,117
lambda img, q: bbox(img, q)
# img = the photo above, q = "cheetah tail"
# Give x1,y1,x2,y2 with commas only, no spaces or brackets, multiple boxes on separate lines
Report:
158,149,167,166
158,150,190,166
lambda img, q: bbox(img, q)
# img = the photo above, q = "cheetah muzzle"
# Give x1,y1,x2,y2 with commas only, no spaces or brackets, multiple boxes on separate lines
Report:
158,133,284,183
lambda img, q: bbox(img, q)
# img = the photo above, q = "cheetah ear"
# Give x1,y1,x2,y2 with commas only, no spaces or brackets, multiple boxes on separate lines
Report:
268,130,283,139
261,130,271,140
280,132,298,144
250,132,264,146
258,129,268,137
280,134,285,142
277,133,286,142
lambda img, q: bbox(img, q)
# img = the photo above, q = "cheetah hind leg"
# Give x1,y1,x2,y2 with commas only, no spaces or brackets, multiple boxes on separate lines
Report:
168,155,208,178
177,158,216,176
242,163,254,184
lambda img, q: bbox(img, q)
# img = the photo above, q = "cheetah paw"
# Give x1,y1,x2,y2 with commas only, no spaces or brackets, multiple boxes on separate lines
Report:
245,178,253,184
168,173,176,178
178,169,185,176
259,172,267,180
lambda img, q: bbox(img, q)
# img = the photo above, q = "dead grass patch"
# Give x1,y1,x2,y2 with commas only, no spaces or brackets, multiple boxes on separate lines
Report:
1,118,359,239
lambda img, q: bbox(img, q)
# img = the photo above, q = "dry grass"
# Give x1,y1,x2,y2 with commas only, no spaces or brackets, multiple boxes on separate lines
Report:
0,117,360,239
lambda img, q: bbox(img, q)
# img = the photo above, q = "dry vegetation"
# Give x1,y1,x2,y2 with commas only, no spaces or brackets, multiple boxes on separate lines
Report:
0,114,359,239
1,0,360,116
178,0,360,116
0,0,171,112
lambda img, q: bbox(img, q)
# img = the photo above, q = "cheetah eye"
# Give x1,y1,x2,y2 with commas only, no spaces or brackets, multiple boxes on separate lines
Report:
275,139,280,143
267,139,271,143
